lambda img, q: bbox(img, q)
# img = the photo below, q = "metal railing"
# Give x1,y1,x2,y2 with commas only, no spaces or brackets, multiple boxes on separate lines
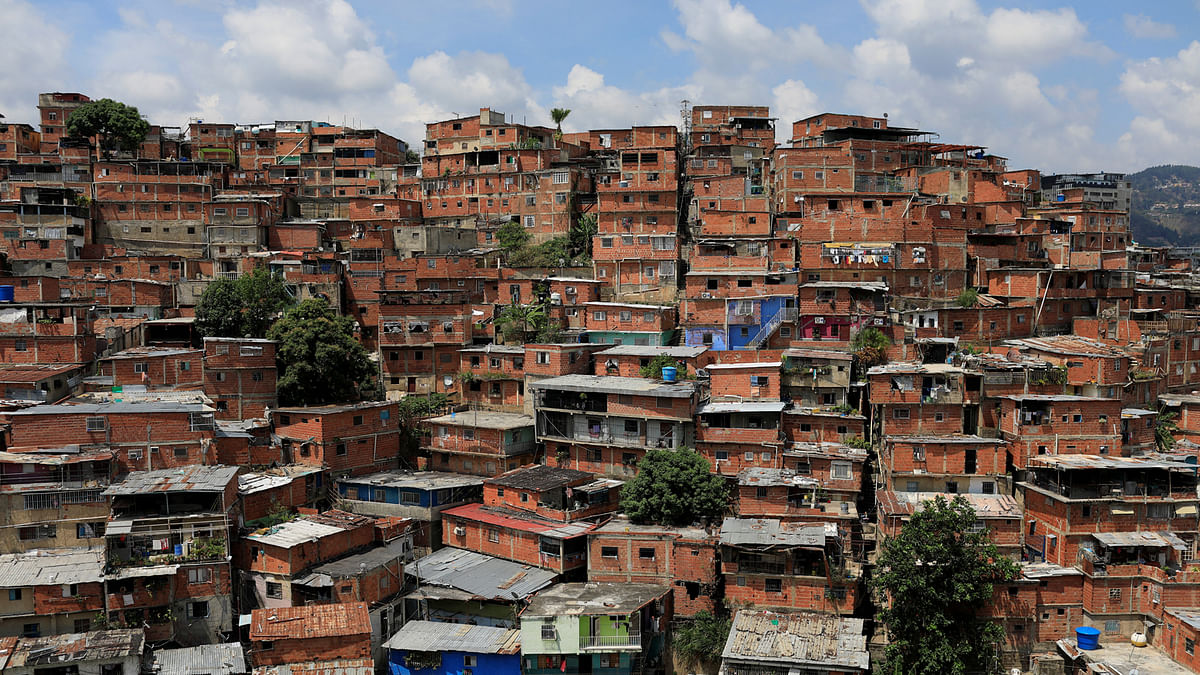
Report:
582,632,642,649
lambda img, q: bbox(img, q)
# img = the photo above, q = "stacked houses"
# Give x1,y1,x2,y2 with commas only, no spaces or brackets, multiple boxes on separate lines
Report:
2,90,1200,673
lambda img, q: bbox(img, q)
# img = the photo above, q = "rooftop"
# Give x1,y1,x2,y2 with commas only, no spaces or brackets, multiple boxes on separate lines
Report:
590,515,711,539
1021,562,1083,579
425,410,534,430
876,491,1022,519
1005,335,1126,358
1027,454,1196,472
584,301,674,310
5,630,144,668
384,620,520,655
245,511,374,549
737,468,819,488
294,539,410,587
250,659,373,675
273,400,393,415
0,548,104,588
486,464,593,491
721,610,869,671
147,643,247,675
459,344,525,354
9,401,212,416
530,374,696,398
698,401,786,414
705,361,783,370
249,602,371,640
337,470,484,490
885,434,1005,445
104,464,239,495
595,345,707,358
102,347,201,360
719,518,833,548
866,362,965,376
442,503,597,539
523,582,669,616
407,547,557,601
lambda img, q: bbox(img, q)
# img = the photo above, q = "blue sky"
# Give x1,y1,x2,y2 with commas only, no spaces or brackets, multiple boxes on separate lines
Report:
2,0,1198,173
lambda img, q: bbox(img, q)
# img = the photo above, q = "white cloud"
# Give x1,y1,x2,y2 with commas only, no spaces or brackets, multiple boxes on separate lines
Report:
0,0,71,125
550,65,696,132
1123,14,1177,40
1115,41,1200,167
771,80,820,136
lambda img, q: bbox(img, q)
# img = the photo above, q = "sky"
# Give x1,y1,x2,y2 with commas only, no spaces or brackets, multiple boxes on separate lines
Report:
1,0,1198,173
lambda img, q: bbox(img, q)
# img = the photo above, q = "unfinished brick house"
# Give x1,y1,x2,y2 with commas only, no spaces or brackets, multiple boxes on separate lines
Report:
0,549,104,637
424,409,536,476
458,345,526,411
482,464,621,522
587,515,720,617
0,447,113,554
440,501,598,577
272,401,401,478
877,491,1022,559
532,374,700,478
997,394,1124,466
102,465,239,645
201,337,277,420
719,518,860,615
881,434,1011,494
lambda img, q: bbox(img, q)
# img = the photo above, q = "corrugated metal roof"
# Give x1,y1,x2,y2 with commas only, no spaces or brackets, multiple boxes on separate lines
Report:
0,449,113,465
1093,531,1177,548
245,520,346,548
410,547,557,600
6,630,144,667
442,503,597,539
9,401,210,415
737,468,819,488
1028,454,1195,471
1021,562,1082,579
876,491,1022,519
721,610,868,671
719,518,831,548
523,582,669,616
698,401,786,414
104,465,239,495
486,464,591,491
0,549,104,587
249,602,371,640
301,539,410,580
148,643,247,674
383,620,520,655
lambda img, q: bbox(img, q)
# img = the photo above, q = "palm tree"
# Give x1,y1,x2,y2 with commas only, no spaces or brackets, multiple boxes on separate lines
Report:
550,108,571,142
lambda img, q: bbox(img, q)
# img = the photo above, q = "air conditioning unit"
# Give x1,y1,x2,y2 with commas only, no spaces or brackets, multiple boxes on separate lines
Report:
453,527,466,536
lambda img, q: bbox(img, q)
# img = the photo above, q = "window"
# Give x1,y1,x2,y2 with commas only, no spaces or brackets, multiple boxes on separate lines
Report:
24,493,57,510
536,351,550,365
1108,588,1121,600
765,578,782,593
1189,638,1196,655
892,408,910,420
593,311,607,321
401,491,420,505
189,567,212,584
13,339,26,352
488,529,500,543
831,461,852,480
22,623,39,638
77,522,104,538
750,375,769,387
187,601,209,619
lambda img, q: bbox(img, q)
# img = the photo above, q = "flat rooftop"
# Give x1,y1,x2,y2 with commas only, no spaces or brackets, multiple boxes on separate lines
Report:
530,374,696,398
523,582,669,616
337,470,484,490
425,410,533,430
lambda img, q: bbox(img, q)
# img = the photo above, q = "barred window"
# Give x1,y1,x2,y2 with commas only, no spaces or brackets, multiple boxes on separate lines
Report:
24,493,58,510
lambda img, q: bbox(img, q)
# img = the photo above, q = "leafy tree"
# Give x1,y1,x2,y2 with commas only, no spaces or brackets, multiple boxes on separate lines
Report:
569,213,597,261
267,298,379,406
535,320,565,344
619,448,729,526
1156,409,1180,451
396,393,449,456
404,149,420,164
639,353,685,379
65,98,151,157
496,301,548,343
496,220,531,254
674,611,731,664
196,268,293,338
851,326,891,369
872,495,1019,675
956,287,980,308
550,108,571,140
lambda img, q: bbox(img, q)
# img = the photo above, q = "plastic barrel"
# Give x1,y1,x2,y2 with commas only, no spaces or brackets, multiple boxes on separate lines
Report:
1076,626,1100,650
0,285,14,303
661,366,677,382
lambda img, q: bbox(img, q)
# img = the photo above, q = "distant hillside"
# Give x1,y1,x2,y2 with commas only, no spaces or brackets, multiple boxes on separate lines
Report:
1129,165,1200,246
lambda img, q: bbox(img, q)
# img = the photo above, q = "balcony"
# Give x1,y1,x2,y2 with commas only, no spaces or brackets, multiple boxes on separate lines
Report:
582,631,643,650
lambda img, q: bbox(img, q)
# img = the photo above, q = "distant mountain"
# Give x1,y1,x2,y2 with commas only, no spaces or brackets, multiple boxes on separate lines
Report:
1129,165,1200,247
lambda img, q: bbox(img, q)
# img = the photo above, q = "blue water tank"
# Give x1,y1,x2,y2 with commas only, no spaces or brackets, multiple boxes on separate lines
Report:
661,366,678,383
0,285,14,303
1076,626,1100,650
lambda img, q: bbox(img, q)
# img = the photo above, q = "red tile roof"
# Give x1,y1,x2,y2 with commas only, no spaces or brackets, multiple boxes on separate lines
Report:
249,602,371,641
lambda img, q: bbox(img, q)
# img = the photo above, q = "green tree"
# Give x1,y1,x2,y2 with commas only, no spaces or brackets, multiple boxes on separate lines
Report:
404,149,420,164
1156,409,1180,451
639,353,685,379
396,393,449,457
496,220,531,254
267,298,379,406
65,98,151,157
956,287,980,308
550,108,571,140
619,448,729,526
196,268,293,338
851,326,891,369
674,611,731,664
872,495,1019,675
569,213,597,261
496,301,548,343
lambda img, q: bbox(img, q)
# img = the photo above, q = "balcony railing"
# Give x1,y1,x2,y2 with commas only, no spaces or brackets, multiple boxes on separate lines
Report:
582,632,643,650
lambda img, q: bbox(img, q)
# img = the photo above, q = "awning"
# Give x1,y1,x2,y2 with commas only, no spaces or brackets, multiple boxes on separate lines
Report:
292,573,333,588
106,519,134,536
